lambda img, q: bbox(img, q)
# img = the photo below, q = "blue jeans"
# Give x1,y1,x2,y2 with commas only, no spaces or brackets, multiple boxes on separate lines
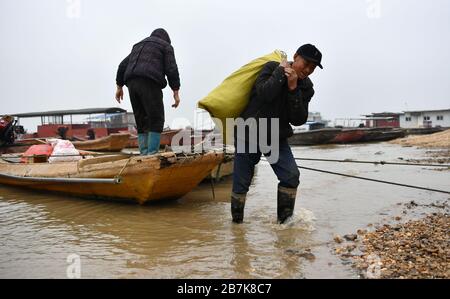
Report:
232,139,300,194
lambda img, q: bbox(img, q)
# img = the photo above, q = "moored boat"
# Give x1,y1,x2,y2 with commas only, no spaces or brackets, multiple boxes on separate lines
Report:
0,138,46,154
331,128,367,144
405,127,444,135
368,128,406,142
358,127,395,142
0,151,224,204
1,133,131,154
72,133,131,151
126,129,210,149
288,128,342,146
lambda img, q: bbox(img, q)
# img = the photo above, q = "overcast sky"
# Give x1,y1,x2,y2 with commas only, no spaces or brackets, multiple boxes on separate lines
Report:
1,0,449,130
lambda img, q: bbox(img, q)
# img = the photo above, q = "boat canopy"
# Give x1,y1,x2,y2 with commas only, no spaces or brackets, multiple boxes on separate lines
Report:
10,107,127,118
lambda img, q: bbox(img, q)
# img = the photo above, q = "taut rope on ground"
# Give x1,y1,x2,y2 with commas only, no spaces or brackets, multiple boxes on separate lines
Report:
293,157,450,168
261,158,450,195
298,165,450,195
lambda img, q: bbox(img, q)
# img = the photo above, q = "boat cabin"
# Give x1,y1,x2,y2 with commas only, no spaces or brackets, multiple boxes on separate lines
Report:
11,107,132,140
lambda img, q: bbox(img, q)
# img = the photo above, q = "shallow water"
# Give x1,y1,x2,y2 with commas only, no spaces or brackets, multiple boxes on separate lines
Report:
0,143,448,278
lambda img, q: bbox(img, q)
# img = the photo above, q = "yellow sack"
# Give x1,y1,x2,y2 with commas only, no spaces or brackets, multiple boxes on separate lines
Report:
198,50,285,144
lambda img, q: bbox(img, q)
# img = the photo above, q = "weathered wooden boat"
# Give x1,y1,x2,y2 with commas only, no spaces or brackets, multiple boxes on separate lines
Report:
331,129,367,144
288,128,342,145
1,133,131,154
330,127,404,143
72,133,130,151
358,127,393,142
126,129,209,149
368,128,406,142
0,151,224,204
0,138,46,154
126,135,138,148
126,129,182,148
358,128,382,142
405,127,444,135
161,129,184,146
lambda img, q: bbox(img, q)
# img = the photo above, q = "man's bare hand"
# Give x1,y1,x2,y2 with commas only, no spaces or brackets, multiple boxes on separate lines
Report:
279,58,289,69
284,67,298,91
115,86,123,104
172,90,180,108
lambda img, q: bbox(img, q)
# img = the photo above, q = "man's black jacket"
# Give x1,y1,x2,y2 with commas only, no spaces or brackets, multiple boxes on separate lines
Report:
116,29,180,90
239,61,315,142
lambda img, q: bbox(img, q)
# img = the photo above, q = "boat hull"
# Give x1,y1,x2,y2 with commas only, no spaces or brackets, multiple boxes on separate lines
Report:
1,133,131,154
0,151,224,204
369,129,406,141
72,133,130,151
405,127,444,135
331,129,367,144
126,129,202,148
288,128,342,145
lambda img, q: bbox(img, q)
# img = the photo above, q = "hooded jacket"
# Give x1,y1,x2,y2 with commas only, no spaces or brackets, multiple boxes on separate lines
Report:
116,29,180,90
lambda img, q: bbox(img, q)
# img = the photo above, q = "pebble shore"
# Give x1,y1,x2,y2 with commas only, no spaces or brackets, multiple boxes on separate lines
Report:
334,211,449,279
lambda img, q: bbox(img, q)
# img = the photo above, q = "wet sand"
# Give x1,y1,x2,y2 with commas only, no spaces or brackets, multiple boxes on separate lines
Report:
0,142,449,278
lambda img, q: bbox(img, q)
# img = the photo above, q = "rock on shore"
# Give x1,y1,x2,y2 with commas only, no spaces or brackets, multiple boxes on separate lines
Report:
334,213,449,279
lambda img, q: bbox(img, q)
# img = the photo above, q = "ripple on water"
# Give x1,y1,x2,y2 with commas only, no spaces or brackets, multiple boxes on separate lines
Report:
251,207,316,232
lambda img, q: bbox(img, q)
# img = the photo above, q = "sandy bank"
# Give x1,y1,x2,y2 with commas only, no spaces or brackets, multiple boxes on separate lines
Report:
390,129,450,149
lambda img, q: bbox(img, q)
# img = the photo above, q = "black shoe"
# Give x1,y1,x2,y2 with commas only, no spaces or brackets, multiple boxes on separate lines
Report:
277,186,297,224
231,193,246,224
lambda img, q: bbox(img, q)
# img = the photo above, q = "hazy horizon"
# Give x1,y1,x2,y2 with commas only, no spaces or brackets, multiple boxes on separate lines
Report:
1,0,449,131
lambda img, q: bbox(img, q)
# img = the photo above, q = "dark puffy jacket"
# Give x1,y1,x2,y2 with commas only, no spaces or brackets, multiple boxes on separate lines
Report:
116,29,180,90
239,61,314,141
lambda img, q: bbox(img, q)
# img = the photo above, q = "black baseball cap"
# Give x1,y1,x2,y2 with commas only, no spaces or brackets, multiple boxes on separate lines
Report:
296,44,323,69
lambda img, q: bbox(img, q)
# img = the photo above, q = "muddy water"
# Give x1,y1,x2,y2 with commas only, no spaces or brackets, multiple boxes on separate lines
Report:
0,143,448,278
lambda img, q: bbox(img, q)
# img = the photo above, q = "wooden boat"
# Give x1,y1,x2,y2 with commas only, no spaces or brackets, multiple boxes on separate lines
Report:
405,127,443,135
0,151,224,204
332,127,404,143
288,128,342,145
126,135,138,148
161,129,184,146
127,129,182,148
358,127,391,142
71,133,131,151
368,128,406,142
0,138,47,154
331,129,367,144
1,133,131,154
126,129,207,148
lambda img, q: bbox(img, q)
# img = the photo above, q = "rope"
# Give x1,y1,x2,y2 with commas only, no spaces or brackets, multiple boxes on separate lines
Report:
261,158,450,195
299,165,450,194
294,157,449,168
210,177,216,200
214,162,223,183
114,157,133,179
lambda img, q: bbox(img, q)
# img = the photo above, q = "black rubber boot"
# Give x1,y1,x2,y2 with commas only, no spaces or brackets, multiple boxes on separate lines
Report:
277,186,297,224
231,192,246,224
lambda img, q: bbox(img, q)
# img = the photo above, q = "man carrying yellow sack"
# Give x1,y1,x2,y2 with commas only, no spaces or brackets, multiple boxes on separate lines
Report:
231,44,323,224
